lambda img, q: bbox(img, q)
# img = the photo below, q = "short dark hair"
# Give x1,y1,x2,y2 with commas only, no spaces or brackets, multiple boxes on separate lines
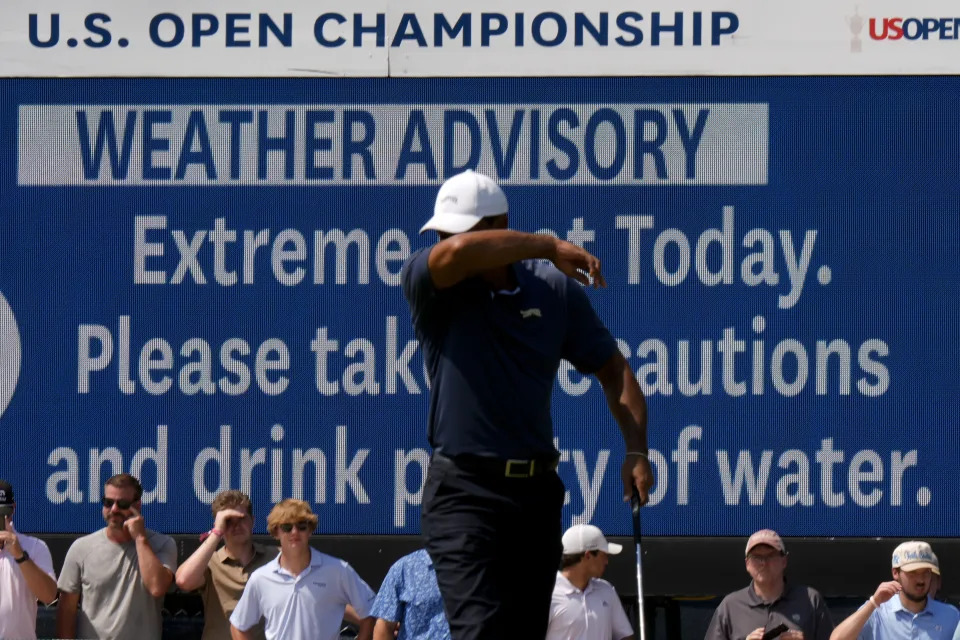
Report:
211,490,253,517
561,552,587,569
105,473,143,501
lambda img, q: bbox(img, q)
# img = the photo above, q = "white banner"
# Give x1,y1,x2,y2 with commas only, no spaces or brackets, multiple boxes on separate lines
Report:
18,103,768,185
1,0,959,76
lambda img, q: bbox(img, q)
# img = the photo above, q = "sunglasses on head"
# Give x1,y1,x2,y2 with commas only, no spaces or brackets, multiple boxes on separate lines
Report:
278,521,311,533
101,497,135,510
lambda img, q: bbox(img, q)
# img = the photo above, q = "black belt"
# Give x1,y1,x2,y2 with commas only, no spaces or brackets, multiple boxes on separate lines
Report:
433,453,559,478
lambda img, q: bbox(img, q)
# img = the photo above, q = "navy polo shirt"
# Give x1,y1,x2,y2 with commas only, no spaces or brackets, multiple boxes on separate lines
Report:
401,246,617,459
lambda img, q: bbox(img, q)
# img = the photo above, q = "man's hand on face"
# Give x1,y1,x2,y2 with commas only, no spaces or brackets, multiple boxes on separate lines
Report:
0,515,22,557
873,580,902,605
123,506,147,539
214,508,248,533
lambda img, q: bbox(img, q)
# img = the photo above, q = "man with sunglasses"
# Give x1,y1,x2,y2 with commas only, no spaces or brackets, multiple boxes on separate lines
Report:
0,479,57,640
56,473,177,640
176,490,275,640
706,529,834,640
230,499,376,640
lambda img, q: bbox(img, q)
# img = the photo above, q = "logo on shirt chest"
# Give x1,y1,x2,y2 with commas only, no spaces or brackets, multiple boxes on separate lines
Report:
519,307,542,319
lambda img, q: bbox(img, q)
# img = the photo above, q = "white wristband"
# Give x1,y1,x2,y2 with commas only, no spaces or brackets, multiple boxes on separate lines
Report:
626,451,648,459
868,596,879,609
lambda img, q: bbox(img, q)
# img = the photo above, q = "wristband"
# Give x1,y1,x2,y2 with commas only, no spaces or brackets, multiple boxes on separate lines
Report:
868,596,879,609
626,451,648,459
14,550,29,564
199,528,223,542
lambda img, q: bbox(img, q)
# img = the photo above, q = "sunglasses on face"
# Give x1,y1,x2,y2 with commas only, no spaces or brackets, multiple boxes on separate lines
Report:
102,497,135,510
278,522,311,533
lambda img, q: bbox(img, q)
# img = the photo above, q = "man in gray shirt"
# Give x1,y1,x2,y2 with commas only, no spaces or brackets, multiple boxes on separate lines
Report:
706,529,833,640
56,473,177,640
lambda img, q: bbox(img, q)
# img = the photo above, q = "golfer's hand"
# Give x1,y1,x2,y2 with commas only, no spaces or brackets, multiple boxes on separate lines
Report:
622,454,654,505
781,630,804,640
551,240,606,288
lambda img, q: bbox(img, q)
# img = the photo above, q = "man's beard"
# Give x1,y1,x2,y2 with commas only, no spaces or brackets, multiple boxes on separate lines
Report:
105,513,126,529
902,588,928,603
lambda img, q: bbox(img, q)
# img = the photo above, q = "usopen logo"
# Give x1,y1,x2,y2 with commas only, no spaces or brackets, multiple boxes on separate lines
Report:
0,292,21,420
867,16,960,41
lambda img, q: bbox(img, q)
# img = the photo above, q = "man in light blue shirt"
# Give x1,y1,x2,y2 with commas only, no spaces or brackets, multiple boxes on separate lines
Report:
371,549,451,640
831,541,959,640
230,499,375,640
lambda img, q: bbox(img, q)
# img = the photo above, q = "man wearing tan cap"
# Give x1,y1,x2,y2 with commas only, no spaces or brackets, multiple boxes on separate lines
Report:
831,541,959,640
706,529,833,640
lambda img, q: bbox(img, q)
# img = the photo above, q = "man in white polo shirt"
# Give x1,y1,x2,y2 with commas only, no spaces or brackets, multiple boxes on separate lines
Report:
230,499,376,640
547,524,635,640
0,480,58,640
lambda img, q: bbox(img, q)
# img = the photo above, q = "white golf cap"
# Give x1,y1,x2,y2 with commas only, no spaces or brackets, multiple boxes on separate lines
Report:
419,169,509,234
562,524,623,555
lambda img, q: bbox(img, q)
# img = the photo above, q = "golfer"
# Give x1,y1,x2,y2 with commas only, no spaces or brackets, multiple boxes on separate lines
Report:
402,169,653,640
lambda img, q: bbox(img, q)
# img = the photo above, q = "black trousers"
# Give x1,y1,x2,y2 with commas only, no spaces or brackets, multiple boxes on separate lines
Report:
421,455,565,640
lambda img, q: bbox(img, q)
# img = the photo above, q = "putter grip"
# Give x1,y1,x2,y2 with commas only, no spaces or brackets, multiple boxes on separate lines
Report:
631,488,642,538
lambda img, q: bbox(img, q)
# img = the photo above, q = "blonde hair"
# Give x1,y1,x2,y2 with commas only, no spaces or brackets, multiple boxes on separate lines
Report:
267,499,318,535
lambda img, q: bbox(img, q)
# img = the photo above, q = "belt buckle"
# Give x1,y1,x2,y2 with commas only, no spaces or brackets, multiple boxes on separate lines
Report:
505,459,533,478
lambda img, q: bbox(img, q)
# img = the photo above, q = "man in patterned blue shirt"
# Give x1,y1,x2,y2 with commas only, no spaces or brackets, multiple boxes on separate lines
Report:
371,549,451,640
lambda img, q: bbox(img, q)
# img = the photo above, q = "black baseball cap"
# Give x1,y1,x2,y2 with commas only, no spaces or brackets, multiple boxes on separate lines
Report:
0,480,13,506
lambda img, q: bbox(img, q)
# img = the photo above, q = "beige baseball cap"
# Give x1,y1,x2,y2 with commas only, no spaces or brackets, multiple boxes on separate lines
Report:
892,541,940,575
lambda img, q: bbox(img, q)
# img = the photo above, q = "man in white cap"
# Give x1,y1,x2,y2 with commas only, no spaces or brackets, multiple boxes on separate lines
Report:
706,529,833,640
547,524,635,640
831,541,959,640
402,169,653,640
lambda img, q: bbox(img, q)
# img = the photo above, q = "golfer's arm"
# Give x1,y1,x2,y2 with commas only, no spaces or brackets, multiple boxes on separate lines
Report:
595,351,648,452
428,230,557,288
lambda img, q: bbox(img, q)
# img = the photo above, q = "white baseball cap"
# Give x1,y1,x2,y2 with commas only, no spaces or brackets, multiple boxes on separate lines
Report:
419,169,509,234
562,524,623,555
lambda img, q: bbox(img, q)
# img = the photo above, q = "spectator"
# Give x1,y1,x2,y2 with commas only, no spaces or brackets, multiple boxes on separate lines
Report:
230,499,375,640
371,548,451,640
176,490,276,640
56,473,177,640
706,529,833,640
547,524,634,640
831,541,959,640
0,479,57,640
